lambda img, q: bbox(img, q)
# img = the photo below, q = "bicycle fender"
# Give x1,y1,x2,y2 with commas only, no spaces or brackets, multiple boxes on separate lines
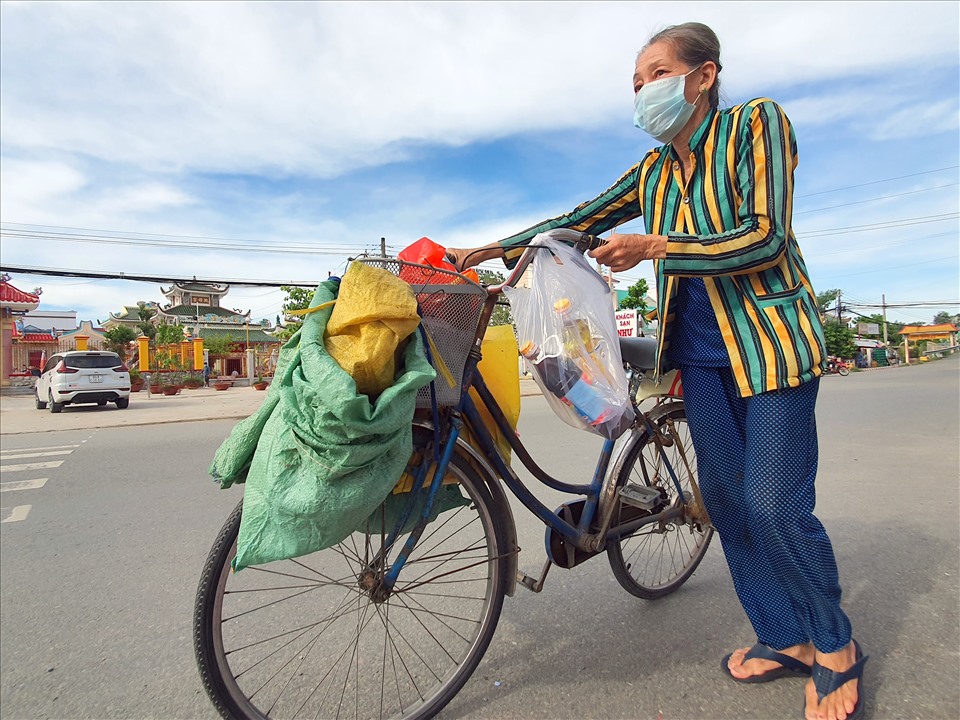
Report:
605,401,685,497
412,420,520,597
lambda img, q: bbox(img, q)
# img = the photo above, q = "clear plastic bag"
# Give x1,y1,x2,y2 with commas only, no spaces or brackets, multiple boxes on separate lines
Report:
504,231,635,440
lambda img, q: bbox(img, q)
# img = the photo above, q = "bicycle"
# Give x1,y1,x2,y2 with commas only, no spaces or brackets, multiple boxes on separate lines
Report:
193,230,714,720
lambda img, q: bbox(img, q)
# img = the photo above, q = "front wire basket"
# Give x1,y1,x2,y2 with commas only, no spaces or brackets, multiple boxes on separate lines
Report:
354,257,487,407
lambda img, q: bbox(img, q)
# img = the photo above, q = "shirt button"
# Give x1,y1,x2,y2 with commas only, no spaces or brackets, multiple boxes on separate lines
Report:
682,197,690,204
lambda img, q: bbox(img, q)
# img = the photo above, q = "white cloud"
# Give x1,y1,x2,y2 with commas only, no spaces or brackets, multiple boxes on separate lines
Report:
0,159,86,216
2,1,957,178
868,99,960,141
1,1,957,324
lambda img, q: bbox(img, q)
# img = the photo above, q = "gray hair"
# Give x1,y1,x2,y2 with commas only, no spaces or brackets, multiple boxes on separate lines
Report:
641,22,722,109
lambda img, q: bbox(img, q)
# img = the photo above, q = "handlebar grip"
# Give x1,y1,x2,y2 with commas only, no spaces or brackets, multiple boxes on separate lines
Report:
538,228,606,253
574,233,606,252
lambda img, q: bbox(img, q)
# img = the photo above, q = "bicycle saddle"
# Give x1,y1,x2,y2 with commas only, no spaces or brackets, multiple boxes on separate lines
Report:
618,336,661,372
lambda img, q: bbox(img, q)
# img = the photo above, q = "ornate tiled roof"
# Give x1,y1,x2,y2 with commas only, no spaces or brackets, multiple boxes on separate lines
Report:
12,324,56,342
0,280,41,308
109,303,158,322
163,282,228,295
161,305,242,318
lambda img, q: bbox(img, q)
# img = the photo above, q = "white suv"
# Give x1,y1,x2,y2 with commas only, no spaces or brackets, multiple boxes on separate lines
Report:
35,351,131,413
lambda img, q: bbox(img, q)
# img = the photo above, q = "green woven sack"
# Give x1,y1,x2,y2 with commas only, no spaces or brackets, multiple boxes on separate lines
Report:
209,278,437,571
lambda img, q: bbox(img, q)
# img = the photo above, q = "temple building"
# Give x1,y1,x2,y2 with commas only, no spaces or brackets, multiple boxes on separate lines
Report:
105,281,278,378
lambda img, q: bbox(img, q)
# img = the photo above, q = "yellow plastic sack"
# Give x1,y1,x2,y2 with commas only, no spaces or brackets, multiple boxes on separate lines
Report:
324,263,421,396
466,325,521,461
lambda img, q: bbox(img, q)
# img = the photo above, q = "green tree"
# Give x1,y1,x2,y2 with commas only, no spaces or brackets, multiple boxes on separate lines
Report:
102,325,137,361
155,323,184,346
816,288,840,314
136,301,157,339
618,278,650,314
273,285,314,341
933,311,959,325
478,270,513,326
203,333,236,357
823,320,857,358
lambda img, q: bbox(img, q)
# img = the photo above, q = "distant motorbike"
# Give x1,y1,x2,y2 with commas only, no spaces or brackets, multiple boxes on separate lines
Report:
825,358,850,376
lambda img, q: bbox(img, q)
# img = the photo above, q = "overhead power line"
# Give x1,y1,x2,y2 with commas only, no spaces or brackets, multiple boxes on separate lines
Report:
793,182,958,215
0,265,323,287
795,165,959,198
797,213,959,239
0,228,394,256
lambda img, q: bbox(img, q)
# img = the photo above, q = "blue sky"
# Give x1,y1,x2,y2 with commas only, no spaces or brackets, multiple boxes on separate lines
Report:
1,1,958,327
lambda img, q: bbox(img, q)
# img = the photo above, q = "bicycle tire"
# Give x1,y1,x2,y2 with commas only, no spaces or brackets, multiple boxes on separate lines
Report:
838,366,850,376
607,402,713,599
194,429,509,720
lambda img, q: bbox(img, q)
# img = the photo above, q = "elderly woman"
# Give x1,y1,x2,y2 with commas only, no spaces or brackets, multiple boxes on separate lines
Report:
447,22,865,720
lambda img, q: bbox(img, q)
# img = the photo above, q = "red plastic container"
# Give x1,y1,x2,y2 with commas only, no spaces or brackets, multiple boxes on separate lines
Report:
398,237,479,284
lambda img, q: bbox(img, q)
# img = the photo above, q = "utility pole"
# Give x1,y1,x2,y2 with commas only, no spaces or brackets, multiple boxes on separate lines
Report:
882,293,889,345
380,237,387,257
837,289,842,323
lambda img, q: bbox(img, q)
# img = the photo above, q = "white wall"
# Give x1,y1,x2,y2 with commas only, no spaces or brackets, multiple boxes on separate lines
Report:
24,310,77,332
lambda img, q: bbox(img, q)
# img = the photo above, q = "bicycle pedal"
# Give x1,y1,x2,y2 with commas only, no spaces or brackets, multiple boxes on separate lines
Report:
618,483,661,510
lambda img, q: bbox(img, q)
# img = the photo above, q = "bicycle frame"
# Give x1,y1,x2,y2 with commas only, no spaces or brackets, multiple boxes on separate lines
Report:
384,241,686,589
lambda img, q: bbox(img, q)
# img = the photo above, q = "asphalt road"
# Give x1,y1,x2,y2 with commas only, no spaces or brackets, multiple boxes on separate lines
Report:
1,357,958,720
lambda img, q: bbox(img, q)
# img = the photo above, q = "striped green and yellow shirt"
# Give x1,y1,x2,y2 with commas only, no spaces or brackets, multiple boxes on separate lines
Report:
498,98,826,397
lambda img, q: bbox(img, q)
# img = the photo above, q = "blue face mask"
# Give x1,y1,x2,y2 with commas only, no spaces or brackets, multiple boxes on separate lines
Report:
633,66,701,144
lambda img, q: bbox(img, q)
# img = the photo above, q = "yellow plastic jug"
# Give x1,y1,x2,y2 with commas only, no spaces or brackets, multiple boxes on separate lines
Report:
466,325,521,462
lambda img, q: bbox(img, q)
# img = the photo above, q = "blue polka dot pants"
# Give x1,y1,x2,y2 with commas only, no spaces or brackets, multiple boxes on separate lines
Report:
679,365,852,653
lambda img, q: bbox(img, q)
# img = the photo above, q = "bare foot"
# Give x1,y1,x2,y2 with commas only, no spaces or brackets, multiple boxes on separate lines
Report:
727,642,815,680
804,642,861,720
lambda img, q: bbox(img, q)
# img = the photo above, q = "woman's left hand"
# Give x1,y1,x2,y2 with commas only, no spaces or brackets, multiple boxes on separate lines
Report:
589,233,667,272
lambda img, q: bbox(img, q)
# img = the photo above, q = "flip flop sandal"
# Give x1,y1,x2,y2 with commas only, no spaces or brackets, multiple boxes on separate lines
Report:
721,643,813,684
806,640,868,720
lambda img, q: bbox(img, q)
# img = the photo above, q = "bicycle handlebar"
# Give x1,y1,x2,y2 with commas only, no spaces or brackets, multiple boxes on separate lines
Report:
488,229,606,295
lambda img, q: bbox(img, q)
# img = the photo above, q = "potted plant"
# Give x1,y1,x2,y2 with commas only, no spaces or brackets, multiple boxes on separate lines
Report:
129,368,144,393
213,380,231,391
252,374,269,391
183,373,204,389
160,371,184,396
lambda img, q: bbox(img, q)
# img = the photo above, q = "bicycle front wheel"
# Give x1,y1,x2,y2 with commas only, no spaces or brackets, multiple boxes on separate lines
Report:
194,441,509,720
607,402,713,599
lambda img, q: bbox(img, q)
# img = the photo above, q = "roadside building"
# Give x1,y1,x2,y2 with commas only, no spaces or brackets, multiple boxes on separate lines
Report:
899,323,958,362
1,276,44,386
23,309,77,334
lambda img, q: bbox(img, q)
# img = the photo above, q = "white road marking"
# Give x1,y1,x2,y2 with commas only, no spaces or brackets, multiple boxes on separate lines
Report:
0,478,48,492
0,505,32,523
0,461,64,473
0,444,80,455
0,450,74,460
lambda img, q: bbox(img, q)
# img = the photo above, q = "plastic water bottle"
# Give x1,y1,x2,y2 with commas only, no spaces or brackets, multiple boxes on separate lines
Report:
520,341,616,432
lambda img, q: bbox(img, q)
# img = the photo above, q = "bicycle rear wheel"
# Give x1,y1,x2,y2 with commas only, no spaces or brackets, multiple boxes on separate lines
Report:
194,435,509,720
607,402,713,599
